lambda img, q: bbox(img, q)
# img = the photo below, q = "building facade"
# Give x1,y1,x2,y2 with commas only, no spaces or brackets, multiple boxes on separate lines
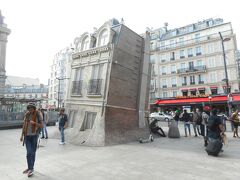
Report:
64,19,150,146
48,47,73,109
0,10,11,95
150,18,239,105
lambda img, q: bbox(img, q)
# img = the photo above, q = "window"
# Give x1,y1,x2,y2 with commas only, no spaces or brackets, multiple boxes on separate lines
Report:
161,54,166,62
189,61,194,70
208,58,216,68
88,64,104,95
179,37,184,46
69,111,77,128
195,33,200,42
162,79,167,88
196,60,203,67
82,36,89,51
173,91,177,97
190,75,195,85
163,92,168,98
160,41,165,49
207,43,214,54
162,66,166,75
170,52,175,60
169,40,175,48
72,68,84,95
182,76,187,85
180,63,185,69
187,48,193,57
195,46,202,56
198,74,204,84
209,72,217,82
171,65,176,73
180,50,185,58
171,77,177,87
99,30,108,46
80,112,97,131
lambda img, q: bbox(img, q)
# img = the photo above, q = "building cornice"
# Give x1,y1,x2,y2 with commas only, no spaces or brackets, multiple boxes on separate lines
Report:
72,45,111,59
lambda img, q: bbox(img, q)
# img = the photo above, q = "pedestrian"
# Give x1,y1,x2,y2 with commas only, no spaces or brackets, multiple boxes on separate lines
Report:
58,108,68,145
231,109,239,138
192,109,200,137
174,109,180,126
206,108,225,156
202,106,210,146
20,103,43,177
182,109,191,137
40,108,49,139
207,108,225,141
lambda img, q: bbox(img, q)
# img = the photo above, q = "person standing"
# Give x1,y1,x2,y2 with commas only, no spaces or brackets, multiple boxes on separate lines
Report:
202,107,210,146
182,109,191,137
231,109,239,138
174,109,180,126
20,103,43,177
192,109,200,137
41,108,49,139
58,108,68,145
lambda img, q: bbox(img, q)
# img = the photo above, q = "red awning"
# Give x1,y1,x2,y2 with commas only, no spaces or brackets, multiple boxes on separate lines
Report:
155,94,240,105
210,86,218,89
189,88,197,91
181,89,188,92
198,87,205,90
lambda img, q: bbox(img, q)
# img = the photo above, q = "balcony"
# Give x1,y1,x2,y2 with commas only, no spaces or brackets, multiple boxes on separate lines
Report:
180,56,185,59
162,85,167,88
171,71,176,74
188,54,193,58
182,83,187,86
161,72,166,75
88,79,102,95
198,81,204,84
71,81,83,95
177,65,206,74
190,82,195,85
196,52,202,56
172,84,177,87
161,60,166,63
170,57,175,61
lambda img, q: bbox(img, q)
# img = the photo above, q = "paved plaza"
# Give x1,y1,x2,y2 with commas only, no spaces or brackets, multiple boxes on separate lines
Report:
1,123,240,180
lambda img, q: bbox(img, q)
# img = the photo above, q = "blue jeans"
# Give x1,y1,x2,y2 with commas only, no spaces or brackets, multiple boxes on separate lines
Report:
59,126,65,142
41,121,48,138
184,122,191,136
25,135,38,170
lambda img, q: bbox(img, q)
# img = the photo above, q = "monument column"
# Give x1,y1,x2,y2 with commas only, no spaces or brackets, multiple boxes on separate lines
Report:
0,10,11,95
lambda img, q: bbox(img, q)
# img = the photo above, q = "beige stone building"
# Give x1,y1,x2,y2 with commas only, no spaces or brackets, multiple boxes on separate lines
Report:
149,18,239,103
64,19,150,146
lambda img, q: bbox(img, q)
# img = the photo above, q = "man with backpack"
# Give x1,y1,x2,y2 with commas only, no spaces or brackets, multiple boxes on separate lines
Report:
182,109,191,137
20,103,43,177
206,108,225,156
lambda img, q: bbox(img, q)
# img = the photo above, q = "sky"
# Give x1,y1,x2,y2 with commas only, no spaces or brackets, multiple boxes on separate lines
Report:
1,0,240,84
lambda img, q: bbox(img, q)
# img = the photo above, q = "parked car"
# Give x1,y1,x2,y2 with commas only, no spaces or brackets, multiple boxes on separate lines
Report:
149,112,174,122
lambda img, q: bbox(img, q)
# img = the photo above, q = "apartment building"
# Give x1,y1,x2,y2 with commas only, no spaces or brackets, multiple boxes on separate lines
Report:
150,18,239,106
48,47,73,108
64,19,150,146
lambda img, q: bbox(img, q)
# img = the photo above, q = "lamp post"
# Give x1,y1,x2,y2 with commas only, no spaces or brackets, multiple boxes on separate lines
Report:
56,77,69,110
219,32,231,115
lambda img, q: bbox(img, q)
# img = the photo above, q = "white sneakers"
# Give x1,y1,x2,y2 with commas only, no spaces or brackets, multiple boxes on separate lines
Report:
59,142,65,145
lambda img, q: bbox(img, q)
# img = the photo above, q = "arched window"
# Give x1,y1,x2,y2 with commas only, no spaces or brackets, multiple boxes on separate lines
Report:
81,36,89,51
98,30,108,46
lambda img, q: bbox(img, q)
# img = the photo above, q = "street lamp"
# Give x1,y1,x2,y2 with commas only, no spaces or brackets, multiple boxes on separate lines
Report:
56,77,69,109
219,32,231,115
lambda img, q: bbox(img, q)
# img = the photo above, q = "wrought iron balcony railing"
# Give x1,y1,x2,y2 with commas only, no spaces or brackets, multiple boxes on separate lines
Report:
71,80,83,95
88,79,102,95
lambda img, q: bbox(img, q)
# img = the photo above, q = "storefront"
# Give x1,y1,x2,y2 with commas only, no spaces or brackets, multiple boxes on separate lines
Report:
152,94,240,114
